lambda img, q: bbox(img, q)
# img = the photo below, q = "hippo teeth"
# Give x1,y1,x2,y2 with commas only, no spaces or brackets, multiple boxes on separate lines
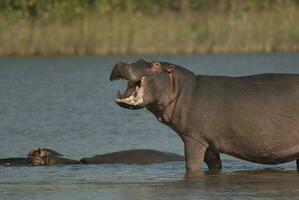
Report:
117,87,135,99
115,80,144,106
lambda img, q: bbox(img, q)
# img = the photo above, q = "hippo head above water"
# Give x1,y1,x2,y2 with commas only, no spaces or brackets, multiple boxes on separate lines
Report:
110,59,175,109
27,148,63,166
110,59,194,121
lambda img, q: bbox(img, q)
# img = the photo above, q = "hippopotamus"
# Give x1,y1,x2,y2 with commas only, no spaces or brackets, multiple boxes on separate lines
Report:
0,148,81,166
110,59,299,172
80,149,184,165
0,148,183,167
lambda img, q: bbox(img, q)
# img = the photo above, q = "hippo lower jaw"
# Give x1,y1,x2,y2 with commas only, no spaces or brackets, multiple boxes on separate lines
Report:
114,77,146,109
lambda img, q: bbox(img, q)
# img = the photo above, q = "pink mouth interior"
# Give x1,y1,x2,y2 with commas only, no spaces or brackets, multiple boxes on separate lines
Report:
118,80,140,99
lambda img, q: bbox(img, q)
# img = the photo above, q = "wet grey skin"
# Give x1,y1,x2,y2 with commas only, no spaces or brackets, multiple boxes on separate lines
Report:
0,148,184,167
110,59,299,172
80,149,184,165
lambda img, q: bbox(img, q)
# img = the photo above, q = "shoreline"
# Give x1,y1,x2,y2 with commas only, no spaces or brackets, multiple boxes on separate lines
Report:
1,8,298,57
0,50,299,59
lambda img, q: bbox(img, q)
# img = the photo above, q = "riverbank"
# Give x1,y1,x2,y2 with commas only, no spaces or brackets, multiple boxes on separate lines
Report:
0,4,298,56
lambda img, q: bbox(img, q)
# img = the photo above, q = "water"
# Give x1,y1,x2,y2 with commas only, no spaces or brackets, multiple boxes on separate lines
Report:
1,54,299,199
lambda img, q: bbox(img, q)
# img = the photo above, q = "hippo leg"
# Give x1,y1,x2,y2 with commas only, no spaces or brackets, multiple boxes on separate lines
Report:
184,136,207,171
296,159,299,171
204,148,222,171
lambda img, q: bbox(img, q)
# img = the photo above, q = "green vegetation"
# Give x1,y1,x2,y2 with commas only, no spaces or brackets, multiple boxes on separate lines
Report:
0,0,298,56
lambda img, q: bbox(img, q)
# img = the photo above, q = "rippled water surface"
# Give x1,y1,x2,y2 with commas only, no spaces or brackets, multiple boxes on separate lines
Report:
1,54,299,199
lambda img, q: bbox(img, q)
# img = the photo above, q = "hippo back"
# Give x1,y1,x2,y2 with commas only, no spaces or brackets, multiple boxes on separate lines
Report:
80,149,184,165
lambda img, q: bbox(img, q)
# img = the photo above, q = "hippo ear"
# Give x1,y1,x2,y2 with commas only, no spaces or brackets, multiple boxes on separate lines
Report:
166,65,175,88
166,65,175,73
27,150,34,157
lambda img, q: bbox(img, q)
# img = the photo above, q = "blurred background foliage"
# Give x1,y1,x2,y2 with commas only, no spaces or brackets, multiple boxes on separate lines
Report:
0,0,298,55
1,0,299,18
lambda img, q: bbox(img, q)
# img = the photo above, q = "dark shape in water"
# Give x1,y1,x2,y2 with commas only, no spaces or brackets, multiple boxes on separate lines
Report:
0,148,184,167
80,149,184,165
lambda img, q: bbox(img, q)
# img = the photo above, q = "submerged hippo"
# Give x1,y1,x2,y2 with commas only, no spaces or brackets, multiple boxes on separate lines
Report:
110,59,299,172
0,148,81,166
0,148,183,166
80,149,184,165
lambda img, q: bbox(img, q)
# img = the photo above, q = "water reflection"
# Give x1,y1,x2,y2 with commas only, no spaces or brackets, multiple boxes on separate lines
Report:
2,163,299,199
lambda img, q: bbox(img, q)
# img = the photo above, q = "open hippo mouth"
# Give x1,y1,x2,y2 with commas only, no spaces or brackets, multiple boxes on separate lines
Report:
115,77,145,109
110,60,153,109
